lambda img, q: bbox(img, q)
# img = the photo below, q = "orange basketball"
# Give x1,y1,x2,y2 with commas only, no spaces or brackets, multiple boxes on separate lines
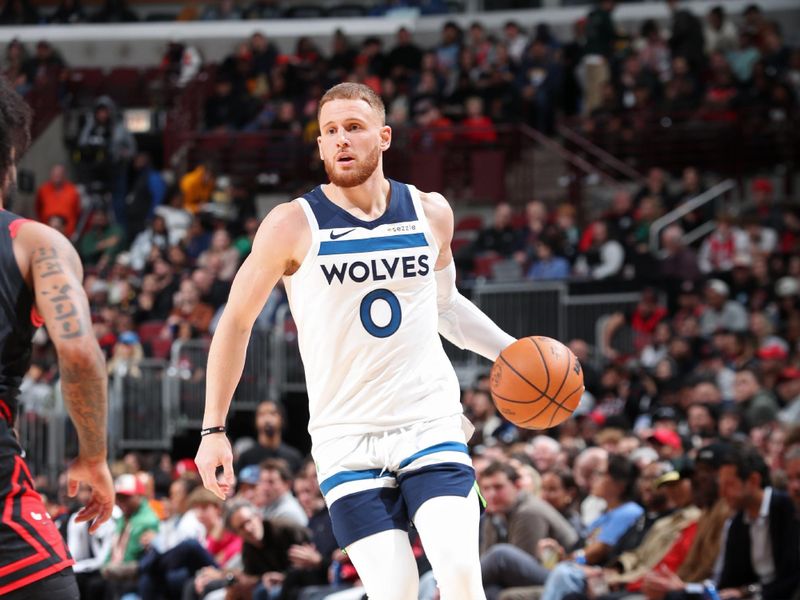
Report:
490,336,584,430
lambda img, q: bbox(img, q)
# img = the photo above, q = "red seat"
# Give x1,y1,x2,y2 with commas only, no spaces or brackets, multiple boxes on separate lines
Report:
455,215,484,231
149,337,173,360
473,254,502,279
511,213,528,229
138,321,166,344
450,237,471,254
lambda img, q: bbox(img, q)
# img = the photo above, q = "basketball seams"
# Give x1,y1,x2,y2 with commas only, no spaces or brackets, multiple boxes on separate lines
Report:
527,337,551,394
545,337,572,408
498,354,547,404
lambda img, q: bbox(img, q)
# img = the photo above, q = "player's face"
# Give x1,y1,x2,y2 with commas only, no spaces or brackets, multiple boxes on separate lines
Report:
317,99,390,188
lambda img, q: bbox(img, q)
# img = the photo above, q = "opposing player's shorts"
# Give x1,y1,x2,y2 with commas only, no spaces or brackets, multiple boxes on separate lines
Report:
313,414,478,548
0,420,75,595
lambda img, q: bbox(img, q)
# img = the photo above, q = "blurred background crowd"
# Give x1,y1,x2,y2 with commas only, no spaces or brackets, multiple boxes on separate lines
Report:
3,0,800,599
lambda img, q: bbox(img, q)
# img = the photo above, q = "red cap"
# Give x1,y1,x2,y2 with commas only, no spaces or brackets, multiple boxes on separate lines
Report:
752,178,774,194
174,458,199,478
114,474,146,496
778,367,800,382
758,344,789,361
648,428,682,451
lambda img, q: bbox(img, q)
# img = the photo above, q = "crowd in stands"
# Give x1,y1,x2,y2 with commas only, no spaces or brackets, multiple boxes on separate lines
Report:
4,1,800,599
0,0,458,24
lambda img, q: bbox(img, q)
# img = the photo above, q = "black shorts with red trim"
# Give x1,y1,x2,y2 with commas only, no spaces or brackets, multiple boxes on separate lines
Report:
0,420,74,595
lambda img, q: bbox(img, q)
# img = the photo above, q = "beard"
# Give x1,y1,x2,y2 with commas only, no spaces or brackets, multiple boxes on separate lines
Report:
324,144,381,188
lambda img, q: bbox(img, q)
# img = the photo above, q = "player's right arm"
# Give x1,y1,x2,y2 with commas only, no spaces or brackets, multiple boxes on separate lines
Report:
195,202,308,499
15,221,114,533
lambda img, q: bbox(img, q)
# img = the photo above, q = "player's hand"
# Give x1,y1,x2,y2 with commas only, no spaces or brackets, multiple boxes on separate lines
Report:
67,455,114,534
195,433,234,500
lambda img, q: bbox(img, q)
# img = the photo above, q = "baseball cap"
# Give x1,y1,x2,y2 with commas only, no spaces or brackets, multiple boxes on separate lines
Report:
115,473,145,496
695,442,732,469
757,340,789,361
238,465,261,486
706,279,729,297
174,458,199,477
751,178,774,194
118,331,140,345
652,406,679,423
778,366,800,382
648,428,682,451
775,276,799,298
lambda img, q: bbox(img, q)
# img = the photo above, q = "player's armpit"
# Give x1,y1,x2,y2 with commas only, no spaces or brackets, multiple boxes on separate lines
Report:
418,190,456,270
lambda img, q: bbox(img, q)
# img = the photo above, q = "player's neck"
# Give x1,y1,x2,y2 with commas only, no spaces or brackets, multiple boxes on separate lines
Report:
325,172,390,221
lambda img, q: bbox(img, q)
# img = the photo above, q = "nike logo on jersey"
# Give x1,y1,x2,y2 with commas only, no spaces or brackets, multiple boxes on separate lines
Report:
329,228,356,240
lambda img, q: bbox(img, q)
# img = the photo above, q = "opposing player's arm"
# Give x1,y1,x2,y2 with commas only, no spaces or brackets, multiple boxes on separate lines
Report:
420,191,516,361
17,222,107,460
197,202,308,498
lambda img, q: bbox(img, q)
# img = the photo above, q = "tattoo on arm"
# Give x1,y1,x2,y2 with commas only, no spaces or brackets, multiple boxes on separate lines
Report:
61,363,108,460
33,244,107,458
33,246,86,340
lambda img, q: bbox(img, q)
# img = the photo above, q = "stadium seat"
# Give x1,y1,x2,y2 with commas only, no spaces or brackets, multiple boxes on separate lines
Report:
149,337,173,360
473,254,502,279
450,237,471,255
138,320,166,344
455,215,484,231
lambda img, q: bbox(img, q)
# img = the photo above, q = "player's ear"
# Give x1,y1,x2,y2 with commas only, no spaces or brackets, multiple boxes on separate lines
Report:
379,125,392,152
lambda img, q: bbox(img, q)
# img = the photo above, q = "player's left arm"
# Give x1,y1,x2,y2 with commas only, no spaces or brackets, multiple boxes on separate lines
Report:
421,191,516,361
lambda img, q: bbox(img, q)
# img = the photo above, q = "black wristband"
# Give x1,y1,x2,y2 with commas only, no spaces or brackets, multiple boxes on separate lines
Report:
200,426,226,437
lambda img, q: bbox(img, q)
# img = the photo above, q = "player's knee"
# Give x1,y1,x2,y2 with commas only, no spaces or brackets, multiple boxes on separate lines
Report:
435,552,482,591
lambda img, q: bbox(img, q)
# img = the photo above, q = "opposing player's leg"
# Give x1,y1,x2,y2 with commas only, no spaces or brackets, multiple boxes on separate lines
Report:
346,529,420,600
412,488,486,600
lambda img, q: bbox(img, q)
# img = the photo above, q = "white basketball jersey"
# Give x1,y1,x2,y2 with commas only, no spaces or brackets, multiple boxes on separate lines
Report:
284,179,462,446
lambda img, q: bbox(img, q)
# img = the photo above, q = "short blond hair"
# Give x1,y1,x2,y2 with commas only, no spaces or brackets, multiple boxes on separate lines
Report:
318,82,385,124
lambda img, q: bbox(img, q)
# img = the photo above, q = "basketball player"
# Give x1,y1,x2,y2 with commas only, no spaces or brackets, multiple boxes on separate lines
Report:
195,82,515,599
0,79,114,598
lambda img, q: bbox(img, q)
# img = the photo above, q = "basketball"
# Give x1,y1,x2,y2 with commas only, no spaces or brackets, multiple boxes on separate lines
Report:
490,336,584,430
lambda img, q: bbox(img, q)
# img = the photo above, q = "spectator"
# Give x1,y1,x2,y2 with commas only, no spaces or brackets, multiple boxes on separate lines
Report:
745,177,784,232
573,221,625,280
541,469,583,535
161,41,203,88
204,77,248,131
168,279,214,334
193,500,309,600
699,279,749,336
197,228,240,281
463,388,512,449
128,216,169,271
102,474,160,590
188,487,242,567
3,38,30,95
77,95,137,224
470,202,522,260
704,5,738,54
659,225,702,286
257,459,307,526
237,400,304,475
180,162,216,214
201,0,241,20
733,367,780,431
155,188,192,245
635,167,672,209
777,367,800,425
461,96,497,144
78,209,125,268
584,0,616,60
716,446,800,600
539,455,644,600
480,461,579,594
602,287,668,359
91,0,137,22
667,0,705,74
698,213,750,274
0,0,38,24
22,40,66,87
125,152,167,240
574,447,609,526
784,444,800,514
386,27,423,81
35,163,81,237
526,238,570,281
